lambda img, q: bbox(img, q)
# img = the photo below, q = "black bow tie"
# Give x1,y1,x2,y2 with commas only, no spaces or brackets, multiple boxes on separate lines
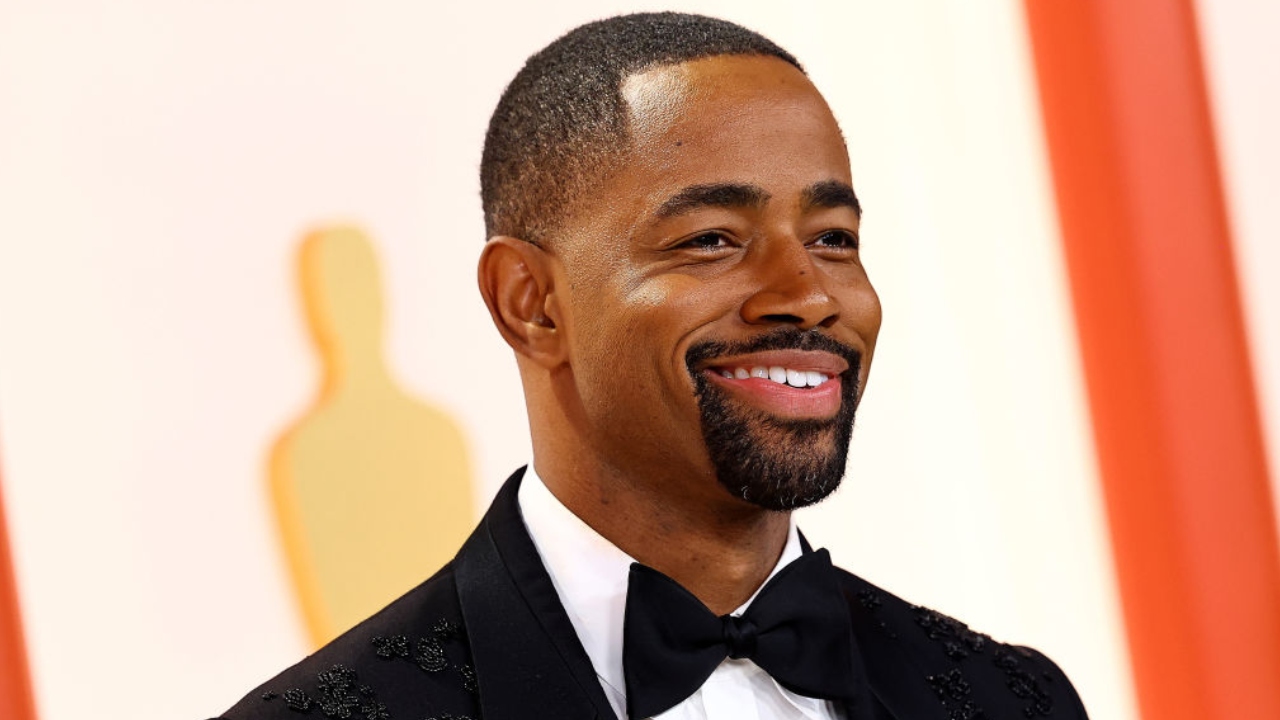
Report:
622,548,857,719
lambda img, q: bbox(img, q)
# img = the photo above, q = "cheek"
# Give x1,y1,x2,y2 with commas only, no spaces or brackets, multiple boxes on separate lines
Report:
856,284,883,350
847,284,882,395
619,273,732,357
830,267,882,344
559,288,660,419
569,275,720,403
626,280,676,310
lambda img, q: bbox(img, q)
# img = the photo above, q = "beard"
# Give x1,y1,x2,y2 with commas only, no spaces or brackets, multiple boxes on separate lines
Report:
686,327,861,512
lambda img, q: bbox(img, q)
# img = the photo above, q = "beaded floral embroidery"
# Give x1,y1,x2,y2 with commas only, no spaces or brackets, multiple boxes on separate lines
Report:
259,617,475,718
371,617,477,695
912,605,1056,717
259,664,389,719
993,648,1056,718
854,587,897,638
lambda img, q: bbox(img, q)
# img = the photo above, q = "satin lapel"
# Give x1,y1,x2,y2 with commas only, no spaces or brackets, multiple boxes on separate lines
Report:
837,631,896,720
796,533,902,720
455,468,614,720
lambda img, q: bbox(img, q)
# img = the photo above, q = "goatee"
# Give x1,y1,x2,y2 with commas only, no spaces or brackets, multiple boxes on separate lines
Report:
686,327,861,511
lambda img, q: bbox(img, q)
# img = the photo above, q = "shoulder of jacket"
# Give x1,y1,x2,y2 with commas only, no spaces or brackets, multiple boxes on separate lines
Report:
217,562,481,720
834,567,1090,718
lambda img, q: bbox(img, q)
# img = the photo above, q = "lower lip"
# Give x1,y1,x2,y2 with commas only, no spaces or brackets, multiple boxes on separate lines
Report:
704,371,844,419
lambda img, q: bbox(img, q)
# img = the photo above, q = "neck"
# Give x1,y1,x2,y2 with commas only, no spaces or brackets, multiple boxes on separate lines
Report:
533,450,790,616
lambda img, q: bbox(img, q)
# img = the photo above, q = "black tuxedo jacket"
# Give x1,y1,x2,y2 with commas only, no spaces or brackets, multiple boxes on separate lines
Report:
218,469,1089,720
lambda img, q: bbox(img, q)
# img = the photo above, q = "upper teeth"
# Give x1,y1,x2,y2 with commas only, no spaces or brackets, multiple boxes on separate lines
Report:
718,366,831,388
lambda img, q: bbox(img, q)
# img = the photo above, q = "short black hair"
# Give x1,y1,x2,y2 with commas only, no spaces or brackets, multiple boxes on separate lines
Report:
480,12,803,245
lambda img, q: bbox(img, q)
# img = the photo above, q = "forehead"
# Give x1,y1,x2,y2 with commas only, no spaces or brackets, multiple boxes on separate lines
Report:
550,55,853,254
614,55,851,206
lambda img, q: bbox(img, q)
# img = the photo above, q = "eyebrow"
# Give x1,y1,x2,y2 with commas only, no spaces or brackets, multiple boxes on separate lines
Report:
654,183,771,219
653,180,862,222
802,180,862,217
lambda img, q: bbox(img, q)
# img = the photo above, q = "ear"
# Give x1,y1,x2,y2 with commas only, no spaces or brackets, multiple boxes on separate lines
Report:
477,236,567,368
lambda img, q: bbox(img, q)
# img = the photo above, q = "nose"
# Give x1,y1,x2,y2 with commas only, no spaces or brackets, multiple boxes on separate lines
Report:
739,238,840,330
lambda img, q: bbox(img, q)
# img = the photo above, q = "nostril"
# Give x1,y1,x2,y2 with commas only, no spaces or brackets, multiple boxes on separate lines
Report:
760,313,806,325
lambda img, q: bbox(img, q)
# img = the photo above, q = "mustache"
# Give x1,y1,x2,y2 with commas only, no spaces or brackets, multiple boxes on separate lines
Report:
685,327,862,378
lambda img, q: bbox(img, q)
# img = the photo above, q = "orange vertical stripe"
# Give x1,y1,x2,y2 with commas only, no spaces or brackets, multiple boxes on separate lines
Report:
0,450,37,720
1023,1,1280,718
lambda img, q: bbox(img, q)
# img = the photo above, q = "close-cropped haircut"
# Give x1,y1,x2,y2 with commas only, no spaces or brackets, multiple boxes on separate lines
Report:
480,12,802,245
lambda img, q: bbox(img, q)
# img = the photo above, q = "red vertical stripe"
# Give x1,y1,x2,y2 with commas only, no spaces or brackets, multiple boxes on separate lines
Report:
0,453,37,720
1023,1,1280,718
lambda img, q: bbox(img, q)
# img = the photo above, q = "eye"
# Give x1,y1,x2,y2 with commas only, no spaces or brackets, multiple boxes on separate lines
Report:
811,229,860,251
677,231,733,250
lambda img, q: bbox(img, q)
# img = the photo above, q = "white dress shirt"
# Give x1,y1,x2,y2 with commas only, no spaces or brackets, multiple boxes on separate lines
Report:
518,465,844,720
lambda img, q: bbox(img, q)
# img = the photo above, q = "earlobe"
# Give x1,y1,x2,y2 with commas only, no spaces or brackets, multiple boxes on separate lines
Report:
477,236,567,368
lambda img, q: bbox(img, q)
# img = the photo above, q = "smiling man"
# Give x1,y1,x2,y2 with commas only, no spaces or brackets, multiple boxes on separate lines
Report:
218,12,1087,720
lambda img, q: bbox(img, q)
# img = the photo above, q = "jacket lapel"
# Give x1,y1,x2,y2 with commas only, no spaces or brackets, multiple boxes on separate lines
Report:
455,468,615,720
793,530,906,717
836,626,898,720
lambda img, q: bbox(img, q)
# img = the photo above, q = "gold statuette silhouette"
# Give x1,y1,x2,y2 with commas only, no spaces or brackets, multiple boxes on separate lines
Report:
270,226,474,647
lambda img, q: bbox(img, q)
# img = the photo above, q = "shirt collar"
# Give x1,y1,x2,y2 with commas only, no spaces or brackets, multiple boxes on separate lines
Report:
517,463,806,705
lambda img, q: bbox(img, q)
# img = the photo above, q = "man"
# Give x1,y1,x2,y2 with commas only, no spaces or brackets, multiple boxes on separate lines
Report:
219,12,1088,720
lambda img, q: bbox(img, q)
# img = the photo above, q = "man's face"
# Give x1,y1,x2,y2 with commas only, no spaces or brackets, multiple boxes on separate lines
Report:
547,55,881,511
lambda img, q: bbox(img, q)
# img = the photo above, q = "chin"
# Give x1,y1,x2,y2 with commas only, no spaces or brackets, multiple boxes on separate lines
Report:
696,388,856,511
717,429,850,511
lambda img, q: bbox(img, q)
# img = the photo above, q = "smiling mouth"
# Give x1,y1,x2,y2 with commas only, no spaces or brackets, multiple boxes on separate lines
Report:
712,365,833,388
698,350,848,420
685,329,859,421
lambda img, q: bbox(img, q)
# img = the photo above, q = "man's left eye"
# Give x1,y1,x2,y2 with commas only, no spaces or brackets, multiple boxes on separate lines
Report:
812,230,860,250
679,232,732,249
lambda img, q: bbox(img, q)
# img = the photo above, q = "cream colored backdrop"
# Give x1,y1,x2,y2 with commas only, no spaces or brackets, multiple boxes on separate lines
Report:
0,2,1275,720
